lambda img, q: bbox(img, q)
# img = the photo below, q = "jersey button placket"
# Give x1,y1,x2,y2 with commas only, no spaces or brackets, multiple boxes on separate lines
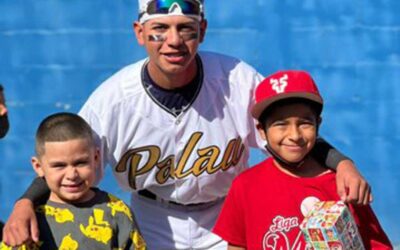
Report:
176,116,182,125
174,114,185,204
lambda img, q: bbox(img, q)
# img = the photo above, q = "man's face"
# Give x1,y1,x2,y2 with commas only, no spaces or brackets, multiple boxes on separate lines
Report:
134,15,207,82
32,138,99,204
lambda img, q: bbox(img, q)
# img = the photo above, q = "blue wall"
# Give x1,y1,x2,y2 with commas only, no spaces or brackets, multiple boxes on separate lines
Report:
1,0,399,245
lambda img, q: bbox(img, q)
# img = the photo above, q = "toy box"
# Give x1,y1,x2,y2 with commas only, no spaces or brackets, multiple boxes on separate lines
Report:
300,201,365,250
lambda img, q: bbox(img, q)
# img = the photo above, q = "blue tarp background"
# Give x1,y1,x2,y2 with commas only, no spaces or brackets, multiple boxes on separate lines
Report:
0,0,399,245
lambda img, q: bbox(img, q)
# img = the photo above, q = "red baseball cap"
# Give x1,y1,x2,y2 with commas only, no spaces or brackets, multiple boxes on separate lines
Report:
251,70,323,119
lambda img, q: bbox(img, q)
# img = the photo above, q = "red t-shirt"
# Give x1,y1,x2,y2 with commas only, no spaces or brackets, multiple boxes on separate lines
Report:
213,158,392,250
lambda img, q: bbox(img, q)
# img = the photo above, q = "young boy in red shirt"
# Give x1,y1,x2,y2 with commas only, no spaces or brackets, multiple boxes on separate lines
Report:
213,70,392,249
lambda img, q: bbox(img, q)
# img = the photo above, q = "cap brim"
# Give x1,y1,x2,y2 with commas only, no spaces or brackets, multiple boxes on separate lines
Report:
251,93,323,119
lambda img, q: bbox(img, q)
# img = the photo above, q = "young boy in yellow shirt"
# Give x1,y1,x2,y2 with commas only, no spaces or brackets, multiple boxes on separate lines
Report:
1,112,146,250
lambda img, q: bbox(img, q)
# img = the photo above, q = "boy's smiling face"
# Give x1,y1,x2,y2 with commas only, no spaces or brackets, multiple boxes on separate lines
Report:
31,138,99,204
258,102,320,164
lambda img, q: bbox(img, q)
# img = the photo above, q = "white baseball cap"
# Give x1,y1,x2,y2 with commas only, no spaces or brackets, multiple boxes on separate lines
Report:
138,0,204,23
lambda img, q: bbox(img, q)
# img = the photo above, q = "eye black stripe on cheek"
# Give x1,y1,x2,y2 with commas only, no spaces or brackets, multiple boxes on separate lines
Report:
148,34,166,42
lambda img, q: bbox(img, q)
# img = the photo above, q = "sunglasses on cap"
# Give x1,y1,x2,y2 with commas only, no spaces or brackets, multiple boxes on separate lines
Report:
140,0,202,18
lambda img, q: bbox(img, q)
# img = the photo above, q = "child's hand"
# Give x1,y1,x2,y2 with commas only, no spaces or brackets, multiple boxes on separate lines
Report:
2,199,39,246
336,160,372,205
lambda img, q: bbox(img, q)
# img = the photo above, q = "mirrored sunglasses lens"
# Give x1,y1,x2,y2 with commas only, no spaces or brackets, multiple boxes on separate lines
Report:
147,0,200,15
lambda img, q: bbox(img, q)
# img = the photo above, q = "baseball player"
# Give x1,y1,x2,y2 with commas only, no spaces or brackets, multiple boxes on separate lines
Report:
3,1,371,249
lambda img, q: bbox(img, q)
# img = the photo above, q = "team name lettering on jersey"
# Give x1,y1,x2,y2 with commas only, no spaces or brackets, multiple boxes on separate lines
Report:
263,215,304,250
115,132,245,189
269,216,299,233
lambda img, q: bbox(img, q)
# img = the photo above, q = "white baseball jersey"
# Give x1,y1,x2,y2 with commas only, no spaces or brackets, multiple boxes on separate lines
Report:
79,51,264,205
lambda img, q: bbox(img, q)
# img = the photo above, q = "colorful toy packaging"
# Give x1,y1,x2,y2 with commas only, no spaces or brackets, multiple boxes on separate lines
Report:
300,201,365,250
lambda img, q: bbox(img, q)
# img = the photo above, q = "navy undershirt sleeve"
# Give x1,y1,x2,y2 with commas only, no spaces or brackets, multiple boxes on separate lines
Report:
312,137,351,170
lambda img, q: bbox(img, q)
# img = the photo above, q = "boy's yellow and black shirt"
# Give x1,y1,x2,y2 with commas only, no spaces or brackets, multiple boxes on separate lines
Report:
0,188,146,250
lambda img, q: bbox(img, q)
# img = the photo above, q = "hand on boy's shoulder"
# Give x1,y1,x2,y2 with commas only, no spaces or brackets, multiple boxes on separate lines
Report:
2,199,39,247
336,160,372,206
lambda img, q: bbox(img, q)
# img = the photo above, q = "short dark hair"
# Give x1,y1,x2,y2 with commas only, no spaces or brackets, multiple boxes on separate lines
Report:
258,98,322,128
35,112,94,157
